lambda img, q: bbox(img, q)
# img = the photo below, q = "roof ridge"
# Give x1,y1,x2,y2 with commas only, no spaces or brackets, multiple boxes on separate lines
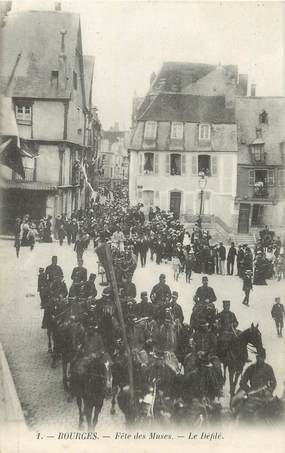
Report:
136,93,160,121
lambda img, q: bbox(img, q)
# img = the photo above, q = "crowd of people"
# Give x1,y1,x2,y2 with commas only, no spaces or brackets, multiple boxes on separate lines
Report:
38,250,284,426
32,190,284,427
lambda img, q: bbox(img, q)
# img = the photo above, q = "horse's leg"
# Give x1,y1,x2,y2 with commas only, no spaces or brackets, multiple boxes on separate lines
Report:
84,402,92,431
77,397,84,429
47,330,52,352
62,357,69,391
110,385,118,415
93,398,104,429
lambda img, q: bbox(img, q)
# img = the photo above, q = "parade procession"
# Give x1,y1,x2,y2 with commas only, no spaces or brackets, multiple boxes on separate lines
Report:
0,1,285,439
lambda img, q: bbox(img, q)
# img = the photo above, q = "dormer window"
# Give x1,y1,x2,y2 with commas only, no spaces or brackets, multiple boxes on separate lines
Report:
15,104,32,122
144,121,157,139
199,123,211,141
171,122,183,140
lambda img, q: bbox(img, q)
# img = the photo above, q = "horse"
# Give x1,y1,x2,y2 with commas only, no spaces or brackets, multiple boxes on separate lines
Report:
70,354,107,430
219,323,263,397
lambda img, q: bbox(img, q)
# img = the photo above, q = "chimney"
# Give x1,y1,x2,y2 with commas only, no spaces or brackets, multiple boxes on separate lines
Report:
238,74,248,96
251,83,256,97
55,2,61,11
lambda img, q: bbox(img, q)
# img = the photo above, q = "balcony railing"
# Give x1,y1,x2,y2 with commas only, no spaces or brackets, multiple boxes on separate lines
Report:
253,186,269,198
14,168,35,182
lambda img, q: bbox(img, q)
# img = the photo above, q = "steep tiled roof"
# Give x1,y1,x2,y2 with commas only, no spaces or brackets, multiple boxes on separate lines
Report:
138,93,235,123
151,61,238,92
0,10,80,99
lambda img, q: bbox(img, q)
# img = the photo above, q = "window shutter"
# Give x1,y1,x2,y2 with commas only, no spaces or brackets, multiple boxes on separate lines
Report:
211,156,217,176
249,170,255,186
268,169,274,186
191,155,198,175
182,154,186,175
165,153,170,175
278,169,285,186
139,153,143,175
137,189,142,199
154,153,159,174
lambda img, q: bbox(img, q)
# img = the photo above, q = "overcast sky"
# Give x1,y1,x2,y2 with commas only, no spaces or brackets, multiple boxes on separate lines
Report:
12,1,284,130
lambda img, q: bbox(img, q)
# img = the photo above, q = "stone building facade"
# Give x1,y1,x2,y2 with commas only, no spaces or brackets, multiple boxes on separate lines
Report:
0,10,101,232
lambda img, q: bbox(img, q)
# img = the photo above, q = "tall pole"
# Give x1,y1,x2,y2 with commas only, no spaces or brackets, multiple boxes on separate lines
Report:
104,245,135,407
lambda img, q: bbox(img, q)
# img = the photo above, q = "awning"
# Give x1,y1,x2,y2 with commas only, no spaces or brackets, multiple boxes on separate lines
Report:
0,97,24,178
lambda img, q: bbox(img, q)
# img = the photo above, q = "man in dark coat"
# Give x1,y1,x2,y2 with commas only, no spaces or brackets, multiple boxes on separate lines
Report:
271,297,285,337
193,276,217,304
135,291,154,318
45,256,64,284
150,274,172,305
218,242,226,275
170,291,184,324
236,245,244,277
242,270,253,306
84,273,97,298
38,267,49,308
227,242,237,275
71,258,87,283
239,348,276,394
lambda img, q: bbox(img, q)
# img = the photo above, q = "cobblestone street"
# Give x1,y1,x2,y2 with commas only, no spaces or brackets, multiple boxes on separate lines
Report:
0,239,284,431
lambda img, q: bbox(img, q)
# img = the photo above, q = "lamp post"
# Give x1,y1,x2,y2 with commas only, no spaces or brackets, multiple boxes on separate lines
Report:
198,171,207,218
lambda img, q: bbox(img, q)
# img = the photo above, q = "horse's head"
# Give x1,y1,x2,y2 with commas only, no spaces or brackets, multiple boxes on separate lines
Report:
244,323,263,353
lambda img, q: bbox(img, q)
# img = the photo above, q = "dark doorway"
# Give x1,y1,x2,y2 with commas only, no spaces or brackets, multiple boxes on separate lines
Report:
0,189,47,234
238,203,250,233
170,191,181,217
251,204,264,227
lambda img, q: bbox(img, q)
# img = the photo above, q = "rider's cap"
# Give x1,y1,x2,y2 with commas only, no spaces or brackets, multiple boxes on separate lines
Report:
159,274,166,279
172,291,178,296
202,276,208,280
89,273,96,279
141,291,148,297
39,267,44,271
223,300,230,305
275,297,281,302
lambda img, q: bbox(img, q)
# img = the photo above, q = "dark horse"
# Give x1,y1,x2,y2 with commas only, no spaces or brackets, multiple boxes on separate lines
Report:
70,354,107,430
219,323,263,397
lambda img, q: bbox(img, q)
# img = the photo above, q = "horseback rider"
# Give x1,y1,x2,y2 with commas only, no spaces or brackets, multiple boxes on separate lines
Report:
217,300,239,361
150,274,172,306
239,348,277,395
45,256,64,285
136,291,154,318
193,276,217,304
170,291,184,325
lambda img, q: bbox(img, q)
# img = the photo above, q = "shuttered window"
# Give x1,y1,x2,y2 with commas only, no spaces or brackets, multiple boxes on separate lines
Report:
267,170,274,186
182,154,186,175
278,169,285,186
212,156,217,176
154,153,159,174
192,155,198,174
249,170,255,186
144,121,157,139
137,189,142,199
165,153,170,175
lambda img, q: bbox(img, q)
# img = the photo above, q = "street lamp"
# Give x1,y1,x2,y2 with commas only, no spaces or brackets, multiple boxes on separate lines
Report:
198,171,207,218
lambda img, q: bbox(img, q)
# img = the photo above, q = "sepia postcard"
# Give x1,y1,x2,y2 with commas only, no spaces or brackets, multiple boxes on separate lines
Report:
0,1,284,453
